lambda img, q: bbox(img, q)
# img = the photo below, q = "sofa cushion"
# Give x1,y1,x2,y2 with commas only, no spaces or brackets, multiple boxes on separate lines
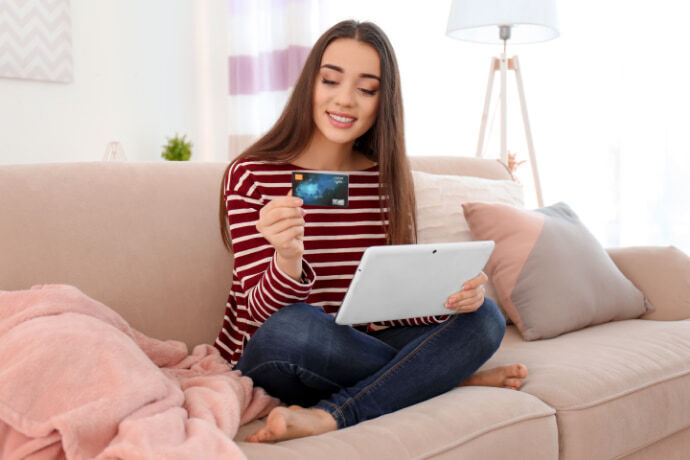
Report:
619,426,690,460
462,201,653,340
482,320,690,460
234,386,556,459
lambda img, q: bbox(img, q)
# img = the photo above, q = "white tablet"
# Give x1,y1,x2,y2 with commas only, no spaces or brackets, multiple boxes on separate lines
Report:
335,241,495,326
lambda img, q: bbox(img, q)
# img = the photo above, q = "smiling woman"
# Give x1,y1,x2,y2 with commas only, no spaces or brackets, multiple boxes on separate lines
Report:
215,20,526,444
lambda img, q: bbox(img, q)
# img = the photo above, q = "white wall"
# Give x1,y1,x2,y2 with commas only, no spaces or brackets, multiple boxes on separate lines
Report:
0,0,228,164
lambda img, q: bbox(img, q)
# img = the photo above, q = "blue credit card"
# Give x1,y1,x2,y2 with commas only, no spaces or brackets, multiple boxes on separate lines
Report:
291,171,349,207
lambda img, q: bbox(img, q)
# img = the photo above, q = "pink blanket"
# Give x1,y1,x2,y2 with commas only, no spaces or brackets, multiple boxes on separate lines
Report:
0,284,280,459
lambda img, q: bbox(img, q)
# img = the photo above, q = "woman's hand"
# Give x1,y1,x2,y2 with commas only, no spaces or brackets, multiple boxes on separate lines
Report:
256,191,306,262
444,271,488,314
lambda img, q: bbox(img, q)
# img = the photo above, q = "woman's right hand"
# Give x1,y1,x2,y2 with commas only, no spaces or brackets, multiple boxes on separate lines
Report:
256,191,306,261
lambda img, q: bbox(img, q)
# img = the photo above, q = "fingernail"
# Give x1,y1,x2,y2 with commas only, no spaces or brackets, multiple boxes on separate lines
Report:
294,198,303,205
299,208,306,216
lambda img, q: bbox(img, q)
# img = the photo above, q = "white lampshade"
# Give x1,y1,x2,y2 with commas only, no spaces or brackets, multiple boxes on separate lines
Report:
447,0,559,44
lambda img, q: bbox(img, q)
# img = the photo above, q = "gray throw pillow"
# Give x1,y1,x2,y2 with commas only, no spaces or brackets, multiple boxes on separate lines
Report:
462,201,654,340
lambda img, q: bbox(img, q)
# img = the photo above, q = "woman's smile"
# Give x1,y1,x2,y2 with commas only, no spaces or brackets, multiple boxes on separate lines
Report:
326,111,357,128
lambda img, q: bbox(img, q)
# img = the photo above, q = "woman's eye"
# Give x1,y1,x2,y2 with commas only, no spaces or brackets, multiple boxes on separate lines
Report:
359,88,377,96
321,78,336,85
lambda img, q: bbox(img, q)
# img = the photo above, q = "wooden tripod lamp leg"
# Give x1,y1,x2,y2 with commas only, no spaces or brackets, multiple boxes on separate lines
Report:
512,55,544,207
476,57,498,158
499,53,508,164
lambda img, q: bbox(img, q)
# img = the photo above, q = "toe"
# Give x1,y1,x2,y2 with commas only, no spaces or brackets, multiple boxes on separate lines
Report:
503,379,522,389
246,425,272,443
518,364,528,377
510,363,528,378
505,378,522,389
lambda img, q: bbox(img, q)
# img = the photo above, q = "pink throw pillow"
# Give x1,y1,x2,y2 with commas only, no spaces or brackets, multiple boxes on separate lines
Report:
462,201,653,340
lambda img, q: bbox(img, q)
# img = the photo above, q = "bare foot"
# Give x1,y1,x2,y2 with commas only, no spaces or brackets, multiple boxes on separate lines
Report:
459,363,528,390
245,405,338,443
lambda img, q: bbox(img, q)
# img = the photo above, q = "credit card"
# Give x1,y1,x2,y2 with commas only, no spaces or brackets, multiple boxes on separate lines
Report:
291,171,349,207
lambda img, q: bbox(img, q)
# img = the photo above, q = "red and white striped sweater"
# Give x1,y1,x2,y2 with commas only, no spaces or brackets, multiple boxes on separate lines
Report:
214,159,449,367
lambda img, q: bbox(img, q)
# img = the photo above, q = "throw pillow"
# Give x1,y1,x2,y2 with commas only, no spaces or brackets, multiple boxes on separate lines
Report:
412,170,524,320
413,170,524,244
461,201,654,340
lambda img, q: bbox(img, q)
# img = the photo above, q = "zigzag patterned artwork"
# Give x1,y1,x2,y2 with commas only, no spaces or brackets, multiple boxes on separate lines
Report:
0,0,73,83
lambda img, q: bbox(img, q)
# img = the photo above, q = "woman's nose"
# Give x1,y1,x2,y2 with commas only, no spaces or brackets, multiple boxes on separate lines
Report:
334,84,355,107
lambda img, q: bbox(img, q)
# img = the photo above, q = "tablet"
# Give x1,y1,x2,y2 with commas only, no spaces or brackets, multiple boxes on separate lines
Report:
334,241,495,325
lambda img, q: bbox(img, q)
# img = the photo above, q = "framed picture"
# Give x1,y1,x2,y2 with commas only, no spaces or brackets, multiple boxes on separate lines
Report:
0,0,73,83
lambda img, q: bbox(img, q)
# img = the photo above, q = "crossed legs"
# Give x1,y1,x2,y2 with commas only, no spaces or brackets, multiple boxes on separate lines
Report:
235,301,527,442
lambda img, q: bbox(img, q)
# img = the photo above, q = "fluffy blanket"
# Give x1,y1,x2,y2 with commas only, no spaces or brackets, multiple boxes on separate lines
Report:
0,284,280,459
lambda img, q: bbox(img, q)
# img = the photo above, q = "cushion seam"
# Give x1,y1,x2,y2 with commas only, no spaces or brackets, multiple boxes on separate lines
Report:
416,409,556,459
612,423,690,459
557,368,690,411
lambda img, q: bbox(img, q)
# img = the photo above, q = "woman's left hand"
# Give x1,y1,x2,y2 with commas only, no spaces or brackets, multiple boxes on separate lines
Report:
445,271,488,314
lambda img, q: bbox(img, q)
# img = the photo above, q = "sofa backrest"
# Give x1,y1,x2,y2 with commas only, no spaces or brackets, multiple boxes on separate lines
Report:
0,157,512,349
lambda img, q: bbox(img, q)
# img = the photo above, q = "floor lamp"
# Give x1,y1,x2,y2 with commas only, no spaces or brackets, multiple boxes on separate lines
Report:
446,0,559,207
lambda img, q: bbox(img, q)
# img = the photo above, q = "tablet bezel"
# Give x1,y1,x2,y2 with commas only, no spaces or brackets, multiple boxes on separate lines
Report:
334,241,495,326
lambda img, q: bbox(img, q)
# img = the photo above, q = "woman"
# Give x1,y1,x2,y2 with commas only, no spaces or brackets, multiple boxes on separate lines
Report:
216,20,527,443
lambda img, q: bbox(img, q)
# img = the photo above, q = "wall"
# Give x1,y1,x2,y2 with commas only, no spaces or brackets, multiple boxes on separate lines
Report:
0,0,228,164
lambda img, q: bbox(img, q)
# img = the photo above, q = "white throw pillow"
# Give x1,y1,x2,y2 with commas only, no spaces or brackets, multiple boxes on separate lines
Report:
412,169,524,319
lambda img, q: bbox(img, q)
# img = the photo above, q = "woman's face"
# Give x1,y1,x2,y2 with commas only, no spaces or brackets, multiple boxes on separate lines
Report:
312,38,381,147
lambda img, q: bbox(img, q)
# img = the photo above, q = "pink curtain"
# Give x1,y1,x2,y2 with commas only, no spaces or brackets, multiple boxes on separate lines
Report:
226,0,320,159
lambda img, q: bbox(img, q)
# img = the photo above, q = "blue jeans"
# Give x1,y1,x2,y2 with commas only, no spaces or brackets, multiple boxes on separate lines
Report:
234,299,506,429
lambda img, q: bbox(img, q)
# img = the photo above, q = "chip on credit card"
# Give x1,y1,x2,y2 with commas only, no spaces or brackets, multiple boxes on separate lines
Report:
291,171,349,207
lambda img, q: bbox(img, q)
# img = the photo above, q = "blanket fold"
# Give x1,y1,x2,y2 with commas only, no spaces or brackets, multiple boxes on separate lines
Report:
0,284,279,460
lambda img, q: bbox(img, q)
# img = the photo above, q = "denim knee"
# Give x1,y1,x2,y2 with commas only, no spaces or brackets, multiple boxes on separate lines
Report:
470,298,507,356
259,302,323,334
243,303,328,362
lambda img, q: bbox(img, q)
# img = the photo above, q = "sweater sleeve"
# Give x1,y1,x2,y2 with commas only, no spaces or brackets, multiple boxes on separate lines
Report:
225,161,316,322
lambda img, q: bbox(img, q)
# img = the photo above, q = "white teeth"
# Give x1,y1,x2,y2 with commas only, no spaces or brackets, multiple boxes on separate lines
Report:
328,112,355,123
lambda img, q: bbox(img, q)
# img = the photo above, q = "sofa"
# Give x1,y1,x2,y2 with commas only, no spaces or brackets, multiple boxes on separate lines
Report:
1,156,688,459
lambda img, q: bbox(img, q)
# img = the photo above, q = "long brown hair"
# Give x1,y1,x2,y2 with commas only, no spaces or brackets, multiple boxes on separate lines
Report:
219,20,417,251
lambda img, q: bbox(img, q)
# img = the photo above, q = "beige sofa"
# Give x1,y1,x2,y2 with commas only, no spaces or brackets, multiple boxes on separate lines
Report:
1,156,689,459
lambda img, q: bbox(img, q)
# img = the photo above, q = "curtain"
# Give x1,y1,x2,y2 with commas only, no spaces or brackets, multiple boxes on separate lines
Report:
226,0,321,159
531,0,690,254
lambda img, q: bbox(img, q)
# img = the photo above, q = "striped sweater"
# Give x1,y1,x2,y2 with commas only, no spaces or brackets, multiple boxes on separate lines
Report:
214,159,449,367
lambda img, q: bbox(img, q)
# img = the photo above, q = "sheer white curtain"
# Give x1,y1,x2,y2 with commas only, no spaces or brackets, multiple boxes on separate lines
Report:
319,0,690,253
226,0,321,159
529,0,690,254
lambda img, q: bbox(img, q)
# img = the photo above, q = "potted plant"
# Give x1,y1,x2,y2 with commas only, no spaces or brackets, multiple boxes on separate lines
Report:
161,134,192,161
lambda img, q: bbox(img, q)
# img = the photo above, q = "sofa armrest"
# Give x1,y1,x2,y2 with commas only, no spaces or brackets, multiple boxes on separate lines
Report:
607,246,690,321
